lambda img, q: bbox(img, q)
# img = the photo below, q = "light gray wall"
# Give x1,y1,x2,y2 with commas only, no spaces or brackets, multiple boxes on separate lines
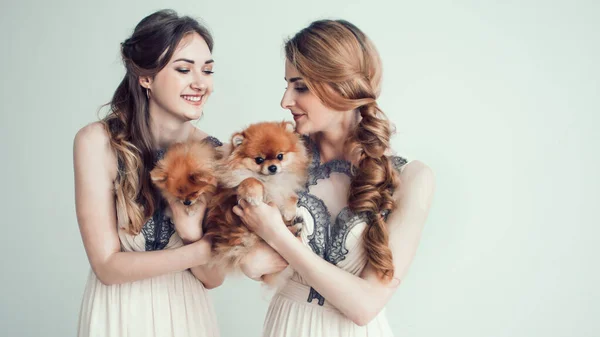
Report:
0,0,598,336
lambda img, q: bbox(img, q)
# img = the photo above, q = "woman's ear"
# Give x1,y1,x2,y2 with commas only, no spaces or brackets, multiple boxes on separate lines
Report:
139,76,153,89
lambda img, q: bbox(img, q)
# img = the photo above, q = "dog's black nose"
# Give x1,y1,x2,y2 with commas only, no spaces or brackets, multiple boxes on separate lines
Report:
268,165,278,173
183,200,192,206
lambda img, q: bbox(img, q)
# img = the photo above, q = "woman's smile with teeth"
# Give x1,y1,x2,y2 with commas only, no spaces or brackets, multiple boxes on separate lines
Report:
182,95,202,102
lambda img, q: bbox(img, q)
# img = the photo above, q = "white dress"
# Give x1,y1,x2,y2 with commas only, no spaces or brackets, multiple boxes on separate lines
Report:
263,137,408,337
77,137,223,337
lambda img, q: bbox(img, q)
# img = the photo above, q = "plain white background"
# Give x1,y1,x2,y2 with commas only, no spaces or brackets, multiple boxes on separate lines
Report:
0,0,598,336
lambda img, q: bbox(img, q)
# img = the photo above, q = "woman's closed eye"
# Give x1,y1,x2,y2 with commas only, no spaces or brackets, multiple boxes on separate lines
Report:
176,68,214,75
294,86,308,93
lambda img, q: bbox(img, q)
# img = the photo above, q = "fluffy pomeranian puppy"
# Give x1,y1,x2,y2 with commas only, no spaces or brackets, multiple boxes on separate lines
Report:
203,121,309,285
150,139,220,217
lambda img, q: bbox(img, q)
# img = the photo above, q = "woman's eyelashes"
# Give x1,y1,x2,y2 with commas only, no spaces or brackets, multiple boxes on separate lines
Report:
287,83,308,93
175,68,214,75
284,82,308,93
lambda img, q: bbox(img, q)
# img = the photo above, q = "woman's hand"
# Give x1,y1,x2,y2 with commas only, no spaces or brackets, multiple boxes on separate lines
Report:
232,199,289,244
239,240,289,281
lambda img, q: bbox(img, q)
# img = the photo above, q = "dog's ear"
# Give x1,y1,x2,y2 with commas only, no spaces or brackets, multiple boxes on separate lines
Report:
283,121,295,133
231,132,244,147
189,172,201,185
189,172,217,186
150,165,168,188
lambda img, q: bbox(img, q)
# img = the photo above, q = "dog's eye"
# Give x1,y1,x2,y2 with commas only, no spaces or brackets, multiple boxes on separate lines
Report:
255,157,264,164
277,153,284,160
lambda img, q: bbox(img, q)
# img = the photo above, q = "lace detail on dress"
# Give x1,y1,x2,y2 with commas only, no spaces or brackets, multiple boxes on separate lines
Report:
297,192,368,305
307,287,326,306
328,208,368,265
140,203,176,251
303,136,354,187
204,135,223,147
297,135,409,306
137,149,176,251
298,191,330,259
297,191,331,306
390,155,408,172
155,148,166,162
307,160,353,187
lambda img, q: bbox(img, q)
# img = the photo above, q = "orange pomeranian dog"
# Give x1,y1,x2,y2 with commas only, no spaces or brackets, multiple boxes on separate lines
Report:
204,121,309,286
150,139,220,217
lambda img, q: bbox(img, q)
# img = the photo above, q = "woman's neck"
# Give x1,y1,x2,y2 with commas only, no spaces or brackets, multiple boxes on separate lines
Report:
149,107,195,150
315,109,360,163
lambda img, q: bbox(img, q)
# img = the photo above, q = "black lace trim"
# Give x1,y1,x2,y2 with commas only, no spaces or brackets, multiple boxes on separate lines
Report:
328,207,367,265
204,135,223,147
391,155,408,172
154,148,166,162
297,191,330,259
298,136,409,306
303,136,354,188
140,202,176,251
298,191,368,306
307,287,326,306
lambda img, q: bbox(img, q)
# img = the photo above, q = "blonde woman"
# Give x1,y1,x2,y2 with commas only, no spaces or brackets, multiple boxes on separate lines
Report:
236,20,436,337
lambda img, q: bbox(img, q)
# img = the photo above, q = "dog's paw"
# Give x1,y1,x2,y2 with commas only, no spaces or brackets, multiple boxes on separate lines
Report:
289,223,303,237
282,208,297,222
243,196,262,206
282,196,299,222
286,215,303,237
237,178,265,205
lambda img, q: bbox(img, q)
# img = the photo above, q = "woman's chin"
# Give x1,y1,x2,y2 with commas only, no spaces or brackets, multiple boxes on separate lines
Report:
183,110,204,121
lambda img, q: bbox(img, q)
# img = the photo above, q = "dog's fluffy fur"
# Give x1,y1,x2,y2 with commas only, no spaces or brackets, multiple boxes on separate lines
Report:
150,139,220,217
203,121,309,286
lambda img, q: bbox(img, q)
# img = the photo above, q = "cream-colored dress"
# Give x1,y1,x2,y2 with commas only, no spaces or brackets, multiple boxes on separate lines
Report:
263,137,408,337
77,137,223,337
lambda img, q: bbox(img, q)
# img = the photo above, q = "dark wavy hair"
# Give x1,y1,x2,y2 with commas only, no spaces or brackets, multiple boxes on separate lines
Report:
102,9,214,234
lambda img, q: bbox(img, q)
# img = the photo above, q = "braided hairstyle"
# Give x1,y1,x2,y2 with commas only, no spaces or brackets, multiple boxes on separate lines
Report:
285,20,400,280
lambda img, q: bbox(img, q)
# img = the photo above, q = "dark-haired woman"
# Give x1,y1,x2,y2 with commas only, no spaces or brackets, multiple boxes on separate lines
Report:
74,10,222,337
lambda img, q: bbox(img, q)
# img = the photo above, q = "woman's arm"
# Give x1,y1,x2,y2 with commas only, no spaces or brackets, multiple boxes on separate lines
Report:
189,263,226,289
234,160,435,325
239,240,289,281
167,199,227,289
74,123,213,285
